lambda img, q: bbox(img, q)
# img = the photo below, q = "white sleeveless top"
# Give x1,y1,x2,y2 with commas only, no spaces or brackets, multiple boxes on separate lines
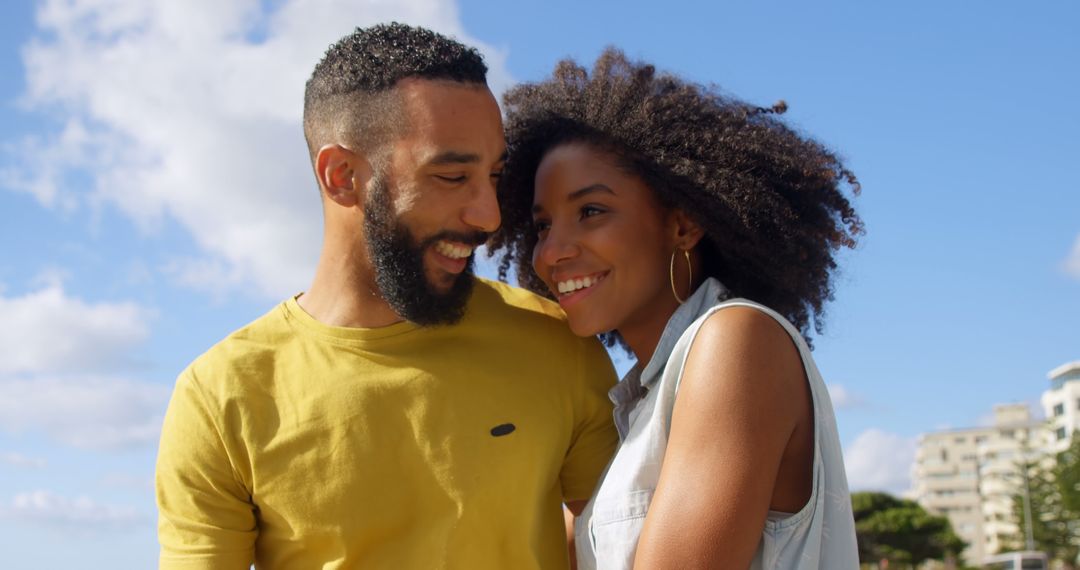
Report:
575,278,858,569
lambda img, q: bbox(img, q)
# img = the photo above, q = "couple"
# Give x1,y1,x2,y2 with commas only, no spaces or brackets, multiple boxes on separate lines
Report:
156,23,861,570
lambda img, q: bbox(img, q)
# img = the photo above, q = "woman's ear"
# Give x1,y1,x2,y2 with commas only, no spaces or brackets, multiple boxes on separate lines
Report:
315,144,373,208
668,208,705,251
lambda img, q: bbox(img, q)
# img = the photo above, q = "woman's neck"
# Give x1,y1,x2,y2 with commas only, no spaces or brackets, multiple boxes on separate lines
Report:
620,275,706,368
619,299,682,369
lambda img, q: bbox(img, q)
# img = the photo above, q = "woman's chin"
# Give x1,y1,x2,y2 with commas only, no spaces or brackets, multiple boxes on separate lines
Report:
567,318,607,339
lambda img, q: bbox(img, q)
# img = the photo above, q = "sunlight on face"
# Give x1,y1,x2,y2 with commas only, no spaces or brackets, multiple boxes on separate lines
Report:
530,143,680,340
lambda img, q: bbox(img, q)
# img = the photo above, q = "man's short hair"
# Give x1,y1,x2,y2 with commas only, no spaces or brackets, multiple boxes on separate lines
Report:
303,23,489,164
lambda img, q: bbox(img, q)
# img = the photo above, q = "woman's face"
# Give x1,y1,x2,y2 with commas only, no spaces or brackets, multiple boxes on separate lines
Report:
530,143,681,339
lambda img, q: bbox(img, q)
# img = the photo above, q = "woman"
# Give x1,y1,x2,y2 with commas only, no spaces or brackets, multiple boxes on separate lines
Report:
490,49,863,569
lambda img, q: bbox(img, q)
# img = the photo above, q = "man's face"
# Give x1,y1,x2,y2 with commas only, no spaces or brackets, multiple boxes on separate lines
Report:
362,79,506,326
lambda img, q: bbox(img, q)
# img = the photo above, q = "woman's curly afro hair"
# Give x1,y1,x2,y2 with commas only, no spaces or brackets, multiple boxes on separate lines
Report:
489,48,863,343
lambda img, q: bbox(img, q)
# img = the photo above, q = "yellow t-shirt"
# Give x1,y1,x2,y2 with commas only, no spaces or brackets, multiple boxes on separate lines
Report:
156,278,618,569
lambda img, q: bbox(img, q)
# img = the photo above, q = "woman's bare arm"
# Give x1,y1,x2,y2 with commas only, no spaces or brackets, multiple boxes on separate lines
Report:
633,307,812,569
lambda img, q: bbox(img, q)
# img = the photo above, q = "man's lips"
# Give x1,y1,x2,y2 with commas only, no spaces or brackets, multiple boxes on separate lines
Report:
433,240,474,260
430,240,473,274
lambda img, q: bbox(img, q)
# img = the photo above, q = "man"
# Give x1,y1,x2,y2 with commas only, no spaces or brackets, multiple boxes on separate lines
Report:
156,23,617,569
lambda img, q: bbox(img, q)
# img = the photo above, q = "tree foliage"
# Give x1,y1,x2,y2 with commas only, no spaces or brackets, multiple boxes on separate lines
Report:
852,491,966,565
1010,434,1080,569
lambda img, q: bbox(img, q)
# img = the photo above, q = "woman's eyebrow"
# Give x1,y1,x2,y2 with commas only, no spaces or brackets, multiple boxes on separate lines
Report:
532,184,615,214
567,183,615,201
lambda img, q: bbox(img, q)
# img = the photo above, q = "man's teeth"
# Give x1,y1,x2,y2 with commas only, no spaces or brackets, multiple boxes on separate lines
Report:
434,241,473,259
557,275,601,294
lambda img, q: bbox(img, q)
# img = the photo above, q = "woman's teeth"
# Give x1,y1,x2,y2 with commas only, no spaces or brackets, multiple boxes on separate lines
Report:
434,241,473,259
557,274,603,295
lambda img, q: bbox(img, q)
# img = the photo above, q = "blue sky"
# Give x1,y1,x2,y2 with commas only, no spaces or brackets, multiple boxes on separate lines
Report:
0,0,1077,567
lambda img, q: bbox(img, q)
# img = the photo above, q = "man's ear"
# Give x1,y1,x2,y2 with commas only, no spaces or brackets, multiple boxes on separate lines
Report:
315,144,372,208
668,208,705,250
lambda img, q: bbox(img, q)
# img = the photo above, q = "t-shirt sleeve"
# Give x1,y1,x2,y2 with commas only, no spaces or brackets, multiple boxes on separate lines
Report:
156,368,256,570
560,338,619,502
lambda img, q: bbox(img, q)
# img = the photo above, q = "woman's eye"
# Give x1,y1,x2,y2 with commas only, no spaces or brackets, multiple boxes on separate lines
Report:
533,220,550,235
435,175,466,183
581,205,605,218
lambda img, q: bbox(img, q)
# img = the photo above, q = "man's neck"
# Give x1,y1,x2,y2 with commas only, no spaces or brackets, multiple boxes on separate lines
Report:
298,249,403,329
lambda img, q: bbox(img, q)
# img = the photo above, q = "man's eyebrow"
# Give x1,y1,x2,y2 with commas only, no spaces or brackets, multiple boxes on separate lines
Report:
426,150,508,166
427,151,481,165
531,184,615,214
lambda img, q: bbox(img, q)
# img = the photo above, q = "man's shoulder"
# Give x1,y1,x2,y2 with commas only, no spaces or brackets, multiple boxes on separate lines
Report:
183,301,294,387
470,278,569,325
468,278,616,383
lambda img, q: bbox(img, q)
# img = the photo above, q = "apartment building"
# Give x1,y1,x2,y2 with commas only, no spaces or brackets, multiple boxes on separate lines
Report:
1042,361,1080,453
910,404,1044,565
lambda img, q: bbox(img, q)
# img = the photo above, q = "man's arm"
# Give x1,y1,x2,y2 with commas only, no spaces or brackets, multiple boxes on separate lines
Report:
559,336,619,502
560,336,619,569
563,501,588,570
156,370,256,570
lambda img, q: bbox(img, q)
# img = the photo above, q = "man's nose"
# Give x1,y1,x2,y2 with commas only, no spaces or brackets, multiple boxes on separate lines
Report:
462,179,501,233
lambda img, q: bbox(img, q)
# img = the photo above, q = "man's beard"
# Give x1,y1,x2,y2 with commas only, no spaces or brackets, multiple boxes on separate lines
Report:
363,175,487,326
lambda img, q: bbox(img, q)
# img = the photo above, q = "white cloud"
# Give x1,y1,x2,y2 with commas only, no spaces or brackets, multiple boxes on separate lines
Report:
827,383,864,410
1,452,47,469
0,282,151,375
0,120,99,212
1,490,145,527
6,0,514,299
160,255,247,301
0,283,166,450
1062,234,1080,280
844,428,917,495
0,375,168,450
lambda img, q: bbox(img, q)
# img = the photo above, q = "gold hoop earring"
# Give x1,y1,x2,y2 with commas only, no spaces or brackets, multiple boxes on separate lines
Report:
669,248,692,304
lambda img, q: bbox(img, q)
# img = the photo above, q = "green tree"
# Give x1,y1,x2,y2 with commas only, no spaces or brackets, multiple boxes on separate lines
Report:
852,491,966,566
1010,434,1080,569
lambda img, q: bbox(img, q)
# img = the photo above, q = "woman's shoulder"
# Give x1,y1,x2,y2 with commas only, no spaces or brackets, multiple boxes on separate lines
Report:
691,300,799,356
678,299,807,403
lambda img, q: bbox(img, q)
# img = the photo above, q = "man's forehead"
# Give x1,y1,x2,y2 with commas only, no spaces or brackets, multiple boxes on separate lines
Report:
391,78,505,160
396,78,498,114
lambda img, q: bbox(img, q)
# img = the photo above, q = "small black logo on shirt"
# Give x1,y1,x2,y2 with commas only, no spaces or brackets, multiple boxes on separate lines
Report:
490,423,516,437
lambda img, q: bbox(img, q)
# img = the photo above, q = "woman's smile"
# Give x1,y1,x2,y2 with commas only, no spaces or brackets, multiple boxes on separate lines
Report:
531,143,684,343
553,271,609,308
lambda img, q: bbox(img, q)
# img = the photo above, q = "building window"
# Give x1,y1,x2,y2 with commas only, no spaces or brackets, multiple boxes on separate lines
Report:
1001,429,1014,439
954,436,966,444
1054,403,1065,416
1058,427,1068,440
1076,398,1080,411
